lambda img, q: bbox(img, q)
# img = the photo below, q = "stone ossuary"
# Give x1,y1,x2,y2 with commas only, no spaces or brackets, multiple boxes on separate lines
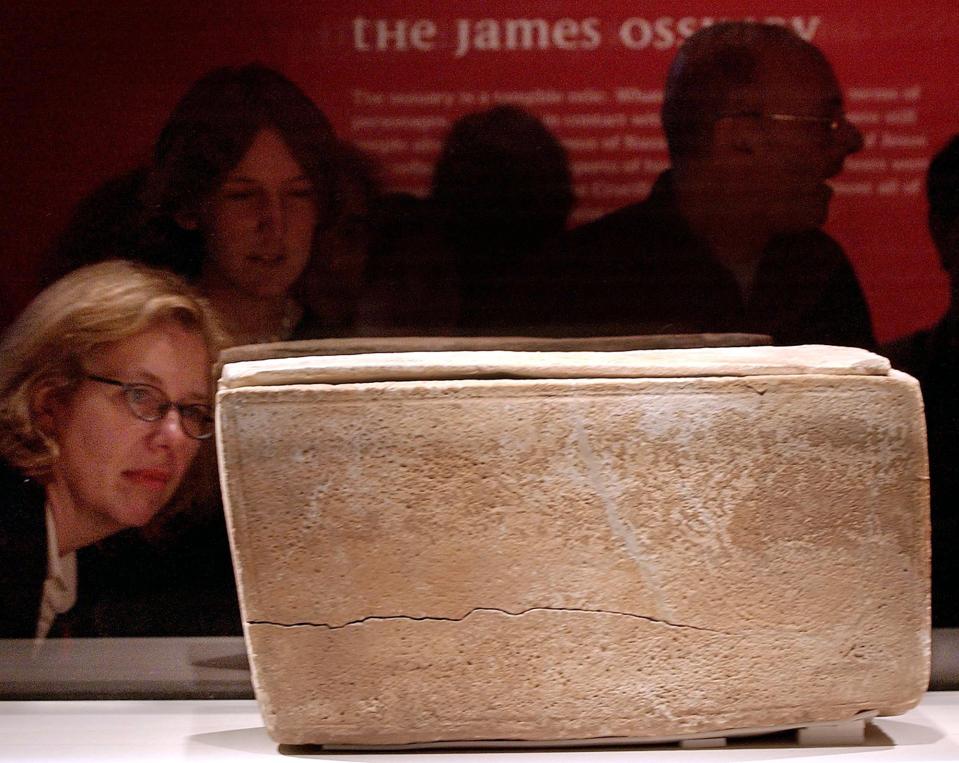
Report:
216,344,929,747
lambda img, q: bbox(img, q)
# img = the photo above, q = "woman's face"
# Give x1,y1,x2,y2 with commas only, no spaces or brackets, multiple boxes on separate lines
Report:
197,128,319,299
42,320,211,537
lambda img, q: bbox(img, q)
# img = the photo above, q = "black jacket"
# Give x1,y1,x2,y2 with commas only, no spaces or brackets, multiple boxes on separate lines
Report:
885,306,959,626
0,460,49,637
0,458,242,637
555,171,877,349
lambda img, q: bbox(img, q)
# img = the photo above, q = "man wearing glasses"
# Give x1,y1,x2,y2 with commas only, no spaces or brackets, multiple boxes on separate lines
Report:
558,21,875,349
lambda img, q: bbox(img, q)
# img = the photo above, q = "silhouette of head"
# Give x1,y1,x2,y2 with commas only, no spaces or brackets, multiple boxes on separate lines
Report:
45,167,150,285
431,105,574,252
927,134,959,279
662,22,863,234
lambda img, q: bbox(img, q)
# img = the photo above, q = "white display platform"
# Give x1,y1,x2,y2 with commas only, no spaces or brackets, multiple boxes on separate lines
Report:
2,631,958,759
0,637,252,699
1,693,958,761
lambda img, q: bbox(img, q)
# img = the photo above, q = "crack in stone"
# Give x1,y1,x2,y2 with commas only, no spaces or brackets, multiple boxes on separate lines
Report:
249,606,733,635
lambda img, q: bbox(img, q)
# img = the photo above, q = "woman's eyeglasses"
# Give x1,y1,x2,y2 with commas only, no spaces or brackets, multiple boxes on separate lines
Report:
87,375,214,440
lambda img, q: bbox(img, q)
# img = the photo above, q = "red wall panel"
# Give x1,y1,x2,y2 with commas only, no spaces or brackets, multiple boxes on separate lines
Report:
3,2,958,341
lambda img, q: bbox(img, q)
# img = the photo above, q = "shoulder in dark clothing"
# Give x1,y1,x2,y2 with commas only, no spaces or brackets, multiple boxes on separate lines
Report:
554,173,875,348
754,229,876,349
0,460,47,638
884,309,959,626
72,510,242,637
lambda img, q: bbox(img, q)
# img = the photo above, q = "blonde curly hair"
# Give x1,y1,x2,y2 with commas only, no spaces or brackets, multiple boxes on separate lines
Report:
0,260,224,477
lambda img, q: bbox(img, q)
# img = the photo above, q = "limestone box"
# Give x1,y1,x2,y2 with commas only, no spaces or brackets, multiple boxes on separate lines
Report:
216,344,929,747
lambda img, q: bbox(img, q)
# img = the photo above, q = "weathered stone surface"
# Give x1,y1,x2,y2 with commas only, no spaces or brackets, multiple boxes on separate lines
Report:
216,345,929,747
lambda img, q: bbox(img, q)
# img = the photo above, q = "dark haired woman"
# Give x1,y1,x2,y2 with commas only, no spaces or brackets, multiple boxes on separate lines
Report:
139,64,342,345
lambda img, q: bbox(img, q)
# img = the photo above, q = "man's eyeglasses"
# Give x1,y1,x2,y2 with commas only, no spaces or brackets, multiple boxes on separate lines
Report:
87,375,214,441
720,111,848,133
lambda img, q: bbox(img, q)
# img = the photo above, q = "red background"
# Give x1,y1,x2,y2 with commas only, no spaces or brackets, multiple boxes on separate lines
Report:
3,2,959,341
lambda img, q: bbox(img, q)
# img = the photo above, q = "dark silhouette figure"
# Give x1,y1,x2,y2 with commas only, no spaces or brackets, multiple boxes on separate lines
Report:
557,22,875,348
298,142,382,336
884,134,959,626
431,105,575,334
42,167,150,286
354,191,461,336
354,106,574,336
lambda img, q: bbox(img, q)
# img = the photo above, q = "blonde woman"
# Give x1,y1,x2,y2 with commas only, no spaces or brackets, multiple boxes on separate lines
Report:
0,261,223,638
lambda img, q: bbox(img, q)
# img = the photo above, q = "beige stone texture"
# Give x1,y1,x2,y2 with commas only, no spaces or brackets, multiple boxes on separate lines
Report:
216,345,929,747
